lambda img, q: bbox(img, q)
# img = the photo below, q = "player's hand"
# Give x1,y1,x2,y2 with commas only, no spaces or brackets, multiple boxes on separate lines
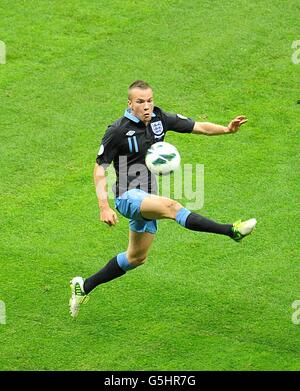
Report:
226,116,247,133
100,207,119,226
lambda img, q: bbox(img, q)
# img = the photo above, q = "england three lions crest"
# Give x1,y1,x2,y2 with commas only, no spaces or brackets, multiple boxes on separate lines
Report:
150,121,164,135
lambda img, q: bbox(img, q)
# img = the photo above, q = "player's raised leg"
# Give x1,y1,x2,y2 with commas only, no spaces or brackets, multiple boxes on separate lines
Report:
140,195,256,241
69,231,155,318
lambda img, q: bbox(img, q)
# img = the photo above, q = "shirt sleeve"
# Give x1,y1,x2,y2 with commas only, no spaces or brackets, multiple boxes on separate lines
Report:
96,125,119,167
161,110,195,133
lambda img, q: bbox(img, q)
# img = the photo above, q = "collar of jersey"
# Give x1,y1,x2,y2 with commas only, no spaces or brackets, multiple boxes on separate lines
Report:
124,108,156,123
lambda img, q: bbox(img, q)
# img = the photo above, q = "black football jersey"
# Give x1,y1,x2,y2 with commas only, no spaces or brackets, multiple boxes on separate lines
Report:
96,106,195,197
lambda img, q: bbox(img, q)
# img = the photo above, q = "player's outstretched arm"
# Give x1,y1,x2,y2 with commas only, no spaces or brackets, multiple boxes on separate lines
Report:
192,116,247,135
94,163,119,226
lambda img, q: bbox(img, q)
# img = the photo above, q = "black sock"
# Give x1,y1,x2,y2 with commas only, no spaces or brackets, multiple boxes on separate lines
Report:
185,212,233,237
83,256,126,294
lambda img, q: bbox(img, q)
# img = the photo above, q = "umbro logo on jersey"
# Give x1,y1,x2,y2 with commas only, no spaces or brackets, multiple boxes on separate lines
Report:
126,130,136,136
150,121,163,135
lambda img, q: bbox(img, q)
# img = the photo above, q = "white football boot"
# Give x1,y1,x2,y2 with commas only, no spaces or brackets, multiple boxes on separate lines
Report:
69,276,89,318
231,218,257,242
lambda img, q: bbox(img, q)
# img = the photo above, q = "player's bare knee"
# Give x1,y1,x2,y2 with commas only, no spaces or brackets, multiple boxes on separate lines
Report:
128,254,147,267
164,200,182,219
132,256,147,267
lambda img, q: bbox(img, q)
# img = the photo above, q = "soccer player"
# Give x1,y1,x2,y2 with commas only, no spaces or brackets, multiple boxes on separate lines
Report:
69,80,256,318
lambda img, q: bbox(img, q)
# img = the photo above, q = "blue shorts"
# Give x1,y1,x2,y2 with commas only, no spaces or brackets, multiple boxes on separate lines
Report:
115,189,157,234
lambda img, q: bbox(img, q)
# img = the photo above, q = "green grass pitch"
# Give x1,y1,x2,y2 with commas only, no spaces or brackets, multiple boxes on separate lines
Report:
0,0,299,370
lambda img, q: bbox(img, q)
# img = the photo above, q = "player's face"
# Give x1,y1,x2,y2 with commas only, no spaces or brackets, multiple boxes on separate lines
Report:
128,88,154,124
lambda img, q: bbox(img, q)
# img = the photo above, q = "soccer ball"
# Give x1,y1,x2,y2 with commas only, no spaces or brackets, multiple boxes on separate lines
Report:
145,141,181,175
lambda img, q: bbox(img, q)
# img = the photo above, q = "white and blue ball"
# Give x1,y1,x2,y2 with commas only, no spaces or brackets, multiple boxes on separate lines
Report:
145,141,181,175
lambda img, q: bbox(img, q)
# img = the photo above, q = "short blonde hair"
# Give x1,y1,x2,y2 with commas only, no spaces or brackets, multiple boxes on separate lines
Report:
128,80,152,99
